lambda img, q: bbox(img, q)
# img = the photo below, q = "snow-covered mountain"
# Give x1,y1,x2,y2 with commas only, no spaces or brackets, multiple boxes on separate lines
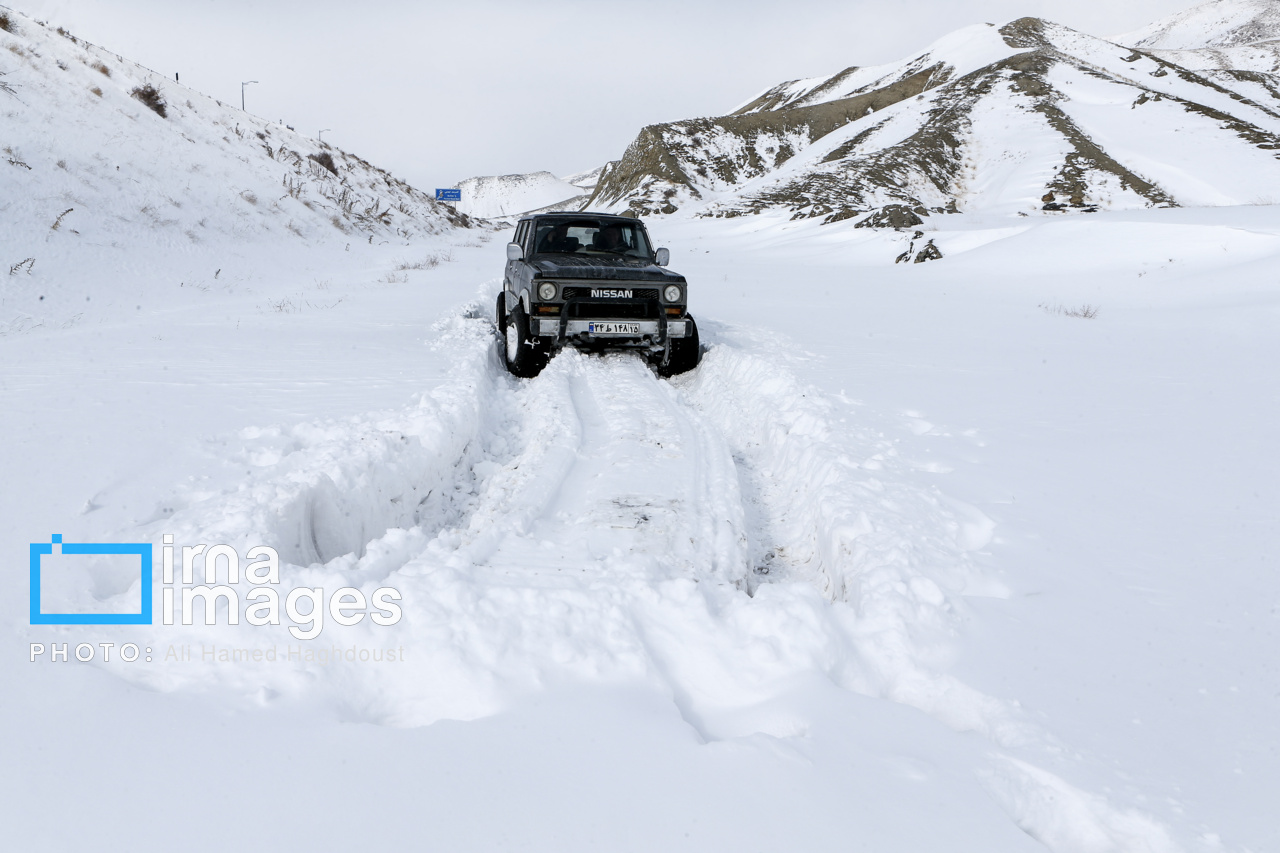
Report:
586,4,1280,223
1115,0,1280,71
454,171,588,219
0,6,474,331
1119,0,1280,49
453,167,607,219
560,164,607,195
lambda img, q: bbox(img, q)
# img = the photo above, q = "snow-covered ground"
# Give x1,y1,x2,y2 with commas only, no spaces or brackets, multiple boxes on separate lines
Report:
5,4,1279,852
5,198,1279,850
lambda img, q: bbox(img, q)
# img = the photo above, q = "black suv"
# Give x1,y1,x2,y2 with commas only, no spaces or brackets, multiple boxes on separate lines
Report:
497,212,700,378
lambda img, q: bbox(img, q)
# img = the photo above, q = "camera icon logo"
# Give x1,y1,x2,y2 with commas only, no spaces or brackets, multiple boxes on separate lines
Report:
30,535,153,625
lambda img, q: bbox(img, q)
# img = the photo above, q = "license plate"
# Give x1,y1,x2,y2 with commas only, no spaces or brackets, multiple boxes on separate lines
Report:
588,322,641,335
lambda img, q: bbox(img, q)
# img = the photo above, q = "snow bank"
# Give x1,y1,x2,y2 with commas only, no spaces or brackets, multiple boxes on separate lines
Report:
676,341,1027,743
985,758,1186,853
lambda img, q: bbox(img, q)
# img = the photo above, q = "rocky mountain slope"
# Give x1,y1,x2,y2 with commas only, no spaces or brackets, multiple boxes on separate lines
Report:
585,0,1280,224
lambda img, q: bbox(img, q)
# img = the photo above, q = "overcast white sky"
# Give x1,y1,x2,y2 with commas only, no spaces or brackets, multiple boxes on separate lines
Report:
10,0,1198,190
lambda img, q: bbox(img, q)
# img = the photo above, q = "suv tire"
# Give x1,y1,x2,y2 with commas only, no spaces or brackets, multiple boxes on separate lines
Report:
504,304,551,378
657,315,701,377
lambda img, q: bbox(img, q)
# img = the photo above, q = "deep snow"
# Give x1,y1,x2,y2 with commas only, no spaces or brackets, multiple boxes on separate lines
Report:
5,202,1279,851
4,4,1279,853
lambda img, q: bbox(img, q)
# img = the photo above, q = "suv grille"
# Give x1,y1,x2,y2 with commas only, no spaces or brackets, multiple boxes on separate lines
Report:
562,287,659,300
567,302,656,320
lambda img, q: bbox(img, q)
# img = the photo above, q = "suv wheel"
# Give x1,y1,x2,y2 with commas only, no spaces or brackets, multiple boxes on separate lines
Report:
495,292,508,336
503,304,551,378
657,315,701,377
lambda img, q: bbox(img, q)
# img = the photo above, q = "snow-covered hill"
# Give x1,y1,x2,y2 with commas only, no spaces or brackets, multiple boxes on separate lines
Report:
1116,0,1280,72
0,6,475,333
560,164,607,195
454,170,592,219
1119,0,1280,49
587,9,1280,222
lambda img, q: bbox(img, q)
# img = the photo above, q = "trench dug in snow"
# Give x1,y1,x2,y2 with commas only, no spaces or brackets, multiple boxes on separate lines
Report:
98,302,1011,739
81,299,1175,847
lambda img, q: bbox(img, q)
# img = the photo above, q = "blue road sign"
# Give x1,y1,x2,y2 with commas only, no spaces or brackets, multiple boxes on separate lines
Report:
435,188,462,202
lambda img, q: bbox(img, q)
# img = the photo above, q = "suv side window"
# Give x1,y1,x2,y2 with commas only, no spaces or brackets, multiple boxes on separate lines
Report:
520,221,534,255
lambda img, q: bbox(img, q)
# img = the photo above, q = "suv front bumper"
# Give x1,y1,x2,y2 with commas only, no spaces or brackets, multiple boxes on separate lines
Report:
538,318,689,340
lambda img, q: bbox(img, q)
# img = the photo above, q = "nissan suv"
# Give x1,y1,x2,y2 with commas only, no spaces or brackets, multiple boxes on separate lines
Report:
496,213,700,378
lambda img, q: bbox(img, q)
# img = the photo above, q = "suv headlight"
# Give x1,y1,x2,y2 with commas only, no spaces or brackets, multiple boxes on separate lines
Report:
664,285,682,302
538,282,557,301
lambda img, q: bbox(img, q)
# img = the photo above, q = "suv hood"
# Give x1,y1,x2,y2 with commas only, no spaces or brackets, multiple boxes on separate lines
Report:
529,255,685,283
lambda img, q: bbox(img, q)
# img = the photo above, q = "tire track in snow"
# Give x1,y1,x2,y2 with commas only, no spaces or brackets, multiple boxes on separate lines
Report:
77,296,1199,852
91,302,1020,740
456,349,749,588
73,295,1190,851
92,304,761,719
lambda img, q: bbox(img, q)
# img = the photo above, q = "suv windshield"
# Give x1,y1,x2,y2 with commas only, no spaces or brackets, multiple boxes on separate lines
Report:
533,220,653,260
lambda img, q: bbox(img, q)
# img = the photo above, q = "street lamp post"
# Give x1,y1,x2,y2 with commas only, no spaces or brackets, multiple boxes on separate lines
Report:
318,129,332,144
241,80,258,111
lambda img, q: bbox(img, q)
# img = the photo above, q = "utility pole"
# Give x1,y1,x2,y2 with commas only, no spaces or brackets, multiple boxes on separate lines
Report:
241,80,258,111
318,129,332,144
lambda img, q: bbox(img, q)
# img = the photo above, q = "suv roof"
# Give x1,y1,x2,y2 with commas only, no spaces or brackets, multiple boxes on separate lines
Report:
518,211,640,225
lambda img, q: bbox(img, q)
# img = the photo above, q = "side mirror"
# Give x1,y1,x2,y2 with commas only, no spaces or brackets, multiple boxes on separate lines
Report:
506,242,524,261
655,247,670,266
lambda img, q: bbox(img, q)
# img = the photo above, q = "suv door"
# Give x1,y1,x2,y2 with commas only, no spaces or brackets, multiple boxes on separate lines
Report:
504,220,530,309
512,219,539,309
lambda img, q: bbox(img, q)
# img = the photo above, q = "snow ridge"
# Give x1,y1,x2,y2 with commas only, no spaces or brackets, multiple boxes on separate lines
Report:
678,342,1028,743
